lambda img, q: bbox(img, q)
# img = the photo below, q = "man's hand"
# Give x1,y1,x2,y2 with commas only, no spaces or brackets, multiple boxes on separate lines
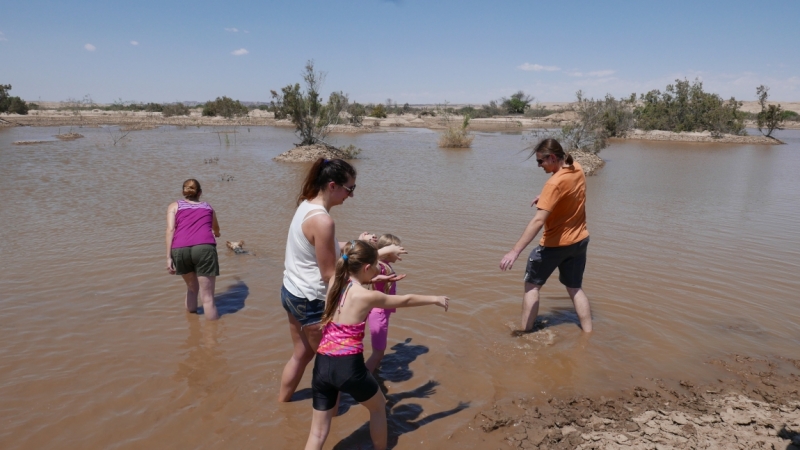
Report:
530,195,540,207
499,250,520,271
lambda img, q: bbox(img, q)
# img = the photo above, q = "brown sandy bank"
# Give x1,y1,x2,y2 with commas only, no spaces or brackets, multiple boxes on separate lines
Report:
619,129,784,145
273,143,357,162
448,355,800,449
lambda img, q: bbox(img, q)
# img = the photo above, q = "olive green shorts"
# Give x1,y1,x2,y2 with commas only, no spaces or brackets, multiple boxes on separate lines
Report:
171,244,219,277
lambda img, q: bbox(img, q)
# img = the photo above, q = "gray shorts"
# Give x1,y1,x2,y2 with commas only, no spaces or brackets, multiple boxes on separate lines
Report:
171,244,219,277
523,237,589,288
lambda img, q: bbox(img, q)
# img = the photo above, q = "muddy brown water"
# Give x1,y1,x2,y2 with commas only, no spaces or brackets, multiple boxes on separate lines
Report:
1,125,799,449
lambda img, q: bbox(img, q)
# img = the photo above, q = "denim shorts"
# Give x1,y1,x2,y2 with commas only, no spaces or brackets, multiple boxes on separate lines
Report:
281,284,325,328
523,237,589,288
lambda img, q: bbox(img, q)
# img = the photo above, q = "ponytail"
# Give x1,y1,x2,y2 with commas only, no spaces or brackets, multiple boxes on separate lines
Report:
297,158,357,206
321,240,378,324
528,138,572,166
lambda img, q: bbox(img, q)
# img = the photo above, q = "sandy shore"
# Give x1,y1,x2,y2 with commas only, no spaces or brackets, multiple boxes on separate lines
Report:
449,355,800,449
618,129,783,145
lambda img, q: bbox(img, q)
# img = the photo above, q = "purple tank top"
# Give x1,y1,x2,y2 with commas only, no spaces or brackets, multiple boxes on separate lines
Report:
171,200,216,248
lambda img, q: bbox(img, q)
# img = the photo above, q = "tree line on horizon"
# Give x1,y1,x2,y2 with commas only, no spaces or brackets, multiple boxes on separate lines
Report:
3,73,795,144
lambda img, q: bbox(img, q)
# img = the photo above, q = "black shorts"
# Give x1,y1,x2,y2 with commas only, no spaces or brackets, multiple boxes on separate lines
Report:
523,237,589,288
311,353,379,411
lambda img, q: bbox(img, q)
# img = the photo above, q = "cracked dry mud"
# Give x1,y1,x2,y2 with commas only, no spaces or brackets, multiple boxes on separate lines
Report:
450,355,800,449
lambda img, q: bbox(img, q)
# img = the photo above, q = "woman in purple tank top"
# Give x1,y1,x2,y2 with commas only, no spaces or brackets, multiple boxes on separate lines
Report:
165,179,221,320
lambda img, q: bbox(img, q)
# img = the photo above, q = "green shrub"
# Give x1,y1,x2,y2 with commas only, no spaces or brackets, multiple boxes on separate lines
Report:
144,102,163,112
6,96,29,114
0,84,30,115
501,91,534,114
202,96,249,118
348,102,365,126
162,103,190,117
370,104,387,118
781,110,799,122
634,79,744,135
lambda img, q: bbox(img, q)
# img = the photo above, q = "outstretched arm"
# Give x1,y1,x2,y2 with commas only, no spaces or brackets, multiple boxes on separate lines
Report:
367,291,449,312
499,208,550,271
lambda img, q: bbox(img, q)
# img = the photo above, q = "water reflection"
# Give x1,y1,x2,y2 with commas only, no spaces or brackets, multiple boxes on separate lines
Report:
172,316,230,396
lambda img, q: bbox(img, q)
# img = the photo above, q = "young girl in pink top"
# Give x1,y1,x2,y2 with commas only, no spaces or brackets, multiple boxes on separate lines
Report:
365,234,402,373
305,240,448,450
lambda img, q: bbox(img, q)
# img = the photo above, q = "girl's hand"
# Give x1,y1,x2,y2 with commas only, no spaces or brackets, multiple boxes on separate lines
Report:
382,244,408,261
358,232,377,245
371,273,407,285
167,258,176,275
436,296,450,312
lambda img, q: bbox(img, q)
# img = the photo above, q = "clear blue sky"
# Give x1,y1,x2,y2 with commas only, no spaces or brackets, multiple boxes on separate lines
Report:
2,0,798,104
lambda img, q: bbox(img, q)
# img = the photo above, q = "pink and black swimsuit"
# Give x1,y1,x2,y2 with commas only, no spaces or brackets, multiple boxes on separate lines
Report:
311,282,380,411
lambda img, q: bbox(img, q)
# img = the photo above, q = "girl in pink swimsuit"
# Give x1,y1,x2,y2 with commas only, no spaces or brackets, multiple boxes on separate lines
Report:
305,240,449,450
365,233,403,373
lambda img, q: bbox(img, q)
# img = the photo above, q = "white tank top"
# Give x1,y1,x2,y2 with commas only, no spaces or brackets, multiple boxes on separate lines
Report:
283,201,339,301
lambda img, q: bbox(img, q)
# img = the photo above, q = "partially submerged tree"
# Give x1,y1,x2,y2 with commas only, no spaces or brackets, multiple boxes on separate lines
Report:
756,85,784,138
634,78,744,135
270,61,351,146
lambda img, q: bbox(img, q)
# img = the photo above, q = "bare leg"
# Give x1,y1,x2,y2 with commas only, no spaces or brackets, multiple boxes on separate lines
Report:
278,313,322,402
304,407,336,450
365,350,385,373
360,389,388,450
197,276,218,320
566,287,592,332
181,273,199,313
521,282,542,331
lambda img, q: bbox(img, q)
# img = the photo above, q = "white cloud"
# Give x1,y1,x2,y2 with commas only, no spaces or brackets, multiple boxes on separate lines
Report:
0,31,7,42
225,27,239,32
84,43,96,51
231,48,249,56
588,70,615,77
130,40,139,46
518,63,560,72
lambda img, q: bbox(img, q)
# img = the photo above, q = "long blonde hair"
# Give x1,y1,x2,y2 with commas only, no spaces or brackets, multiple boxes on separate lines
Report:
321,240,378,325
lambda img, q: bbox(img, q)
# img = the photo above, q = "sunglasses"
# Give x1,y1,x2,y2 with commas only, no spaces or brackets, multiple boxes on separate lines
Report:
536,154,552,165
341,183,356,194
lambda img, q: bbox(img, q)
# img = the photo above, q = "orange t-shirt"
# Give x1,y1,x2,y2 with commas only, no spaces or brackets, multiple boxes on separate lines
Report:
536,162,589,247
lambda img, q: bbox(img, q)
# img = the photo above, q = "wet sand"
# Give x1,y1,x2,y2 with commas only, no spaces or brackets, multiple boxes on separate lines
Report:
1,125,799,449
452,355,800,449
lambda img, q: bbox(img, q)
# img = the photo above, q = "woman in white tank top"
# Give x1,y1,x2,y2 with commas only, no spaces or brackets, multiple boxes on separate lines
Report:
279,158,407,402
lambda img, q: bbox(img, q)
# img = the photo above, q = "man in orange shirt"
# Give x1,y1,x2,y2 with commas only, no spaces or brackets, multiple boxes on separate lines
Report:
499,139,593,332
